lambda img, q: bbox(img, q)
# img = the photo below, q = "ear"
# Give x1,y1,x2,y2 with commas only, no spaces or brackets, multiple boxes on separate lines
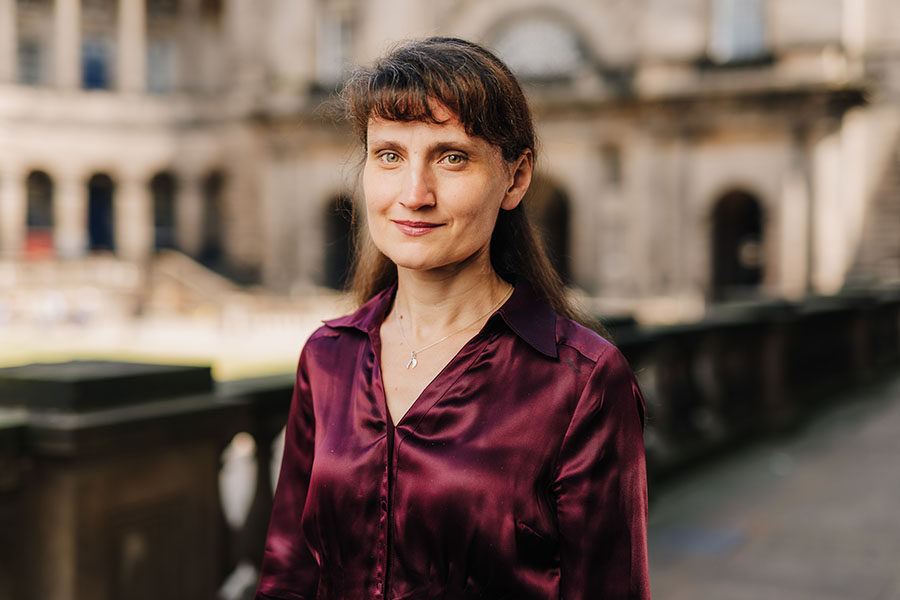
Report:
500,150,533,211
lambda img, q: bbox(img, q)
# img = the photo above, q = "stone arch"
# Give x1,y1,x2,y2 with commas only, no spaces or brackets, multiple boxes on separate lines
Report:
25,170,54,257
523,174,572,284
710,189,765,300
87,173,116,251
150,171,178,250
484,9,591,82
321,194,354,290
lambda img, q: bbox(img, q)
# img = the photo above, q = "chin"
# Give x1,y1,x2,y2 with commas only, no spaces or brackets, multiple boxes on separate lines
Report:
387,253,446,272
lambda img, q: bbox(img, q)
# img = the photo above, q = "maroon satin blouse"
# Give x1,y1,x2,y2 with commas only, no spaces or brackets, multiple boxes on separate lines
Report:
255,282,650,600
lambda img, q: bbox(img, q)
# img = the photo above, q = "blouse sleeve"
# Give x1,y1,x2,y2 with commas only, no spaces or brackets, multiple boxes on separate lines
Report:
553,346,651,600
255,346,320,600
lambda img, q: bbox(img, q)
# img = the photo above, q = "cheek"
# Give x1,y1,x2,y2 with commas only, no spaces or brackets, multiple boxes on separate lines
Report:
362,168,391,214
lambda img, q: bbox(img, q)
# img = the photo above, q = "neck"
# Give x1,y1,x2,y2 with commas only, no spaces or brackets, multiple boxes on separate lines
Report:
392,256,511,342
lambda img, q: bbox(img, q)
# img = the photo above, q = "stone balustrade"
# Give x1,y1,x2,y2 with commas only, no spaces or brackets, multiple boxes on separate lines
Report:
0,287,899,598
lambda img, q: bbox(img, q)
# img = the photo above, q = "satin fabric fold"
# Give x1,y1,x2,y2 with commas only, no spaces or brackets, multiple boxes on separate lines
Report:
256,281,651,599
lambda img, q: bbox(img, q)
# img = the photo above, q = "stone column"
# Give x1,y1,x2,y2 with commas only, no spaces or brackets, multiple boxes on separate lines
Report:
116,174,153,262
0,0,16,84
54,0,81,89
0,169,26,259
780,129,811,300
176,174,204,256
117,0,146,93
54,173,88,259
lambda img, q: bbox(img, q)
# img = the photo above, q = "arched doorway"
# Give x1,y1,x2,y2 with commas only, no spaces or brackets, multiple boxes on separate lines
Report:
322,195,354,290
523,175,572,284
711,190,765,300
88,173,115,251
200,170,225,268
25,170,54,257
150,172,177,250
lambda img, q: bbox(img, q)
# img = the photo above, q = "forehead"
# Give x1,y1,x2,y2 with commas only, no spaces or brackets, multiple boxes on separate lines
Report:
367,100,470,141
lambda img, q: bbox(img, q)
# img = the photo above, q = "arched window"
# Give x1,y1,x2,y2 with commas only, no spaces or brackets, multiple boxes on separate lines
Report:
25,170,53,256
322,195,354,290
88,173,115,251
524,175,572,284
200,170,225,267
150,172,177,250
489,13,586,81
711,190,765,300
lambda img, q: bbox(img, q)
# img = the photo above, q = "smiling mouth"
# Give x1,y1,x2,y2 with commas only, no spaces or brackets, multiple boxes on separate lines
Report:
391,220,443,236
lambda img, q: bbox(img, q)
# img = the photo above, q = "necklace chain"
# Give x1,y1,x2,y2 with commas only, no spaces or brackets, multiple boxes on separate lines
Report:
397,286,513,369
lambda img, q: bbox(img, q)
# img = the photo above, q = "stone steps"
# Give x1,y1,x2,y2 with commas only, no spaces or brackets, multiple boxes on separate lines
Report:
848,138,900,285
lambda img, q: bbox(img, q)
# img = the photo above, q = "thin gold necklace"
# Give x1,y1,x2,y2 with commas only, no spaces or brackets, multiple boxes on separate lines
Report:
397,286,513,369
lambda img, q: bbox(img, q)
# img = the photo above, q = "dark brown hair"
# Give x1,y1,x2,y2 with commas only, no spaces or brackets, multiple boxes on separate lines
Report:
342,36,584,323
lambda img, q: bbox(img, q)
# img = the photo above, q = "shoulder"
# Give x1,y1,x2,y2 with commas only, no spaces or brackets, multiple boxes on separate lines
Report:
555,316,621,366
555,317,645,429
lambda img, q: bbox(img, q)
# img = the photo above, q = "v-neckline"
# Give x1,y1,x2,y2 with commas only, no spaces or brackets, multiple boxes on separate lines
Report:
373,320,496,429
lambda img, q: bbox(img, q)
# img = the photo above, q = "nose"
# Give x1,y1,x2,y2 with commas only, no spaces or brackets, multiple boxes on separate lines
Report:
399,161,436,210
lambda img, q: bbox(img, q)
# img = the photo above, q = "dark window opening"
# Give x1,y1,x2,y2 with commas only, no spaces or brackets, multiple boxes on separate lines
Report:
26,170,54,257
147,0,179,19
523,176,572,285
322,195,354,290
82,37,111,89
199,171,225,267
88,173,115,251
711,190,765,300
151,172,178,250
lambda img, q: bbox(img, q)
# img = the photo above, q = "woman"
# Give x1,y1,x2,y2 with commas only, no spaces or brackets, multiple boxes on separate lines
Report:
256,37,650,600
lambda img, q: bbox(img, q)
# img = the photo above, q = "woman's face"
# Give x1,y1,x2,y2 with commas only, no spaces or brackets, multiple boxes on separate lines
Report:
363,102,531,276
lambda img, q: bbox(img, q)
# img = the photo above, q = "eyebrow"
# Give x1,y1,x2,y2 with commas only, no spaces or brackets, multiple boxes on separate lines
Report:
367,139,480,155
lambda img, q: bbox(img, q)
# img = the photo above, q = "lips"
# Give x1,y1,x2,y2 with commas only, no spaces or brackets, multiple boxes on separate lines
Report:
391,220,443,236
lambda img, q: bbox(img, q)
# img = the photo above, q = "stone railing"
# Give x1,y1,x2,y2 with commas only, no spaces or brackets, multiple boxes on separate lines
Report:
610,288,900,479
1,288,899,599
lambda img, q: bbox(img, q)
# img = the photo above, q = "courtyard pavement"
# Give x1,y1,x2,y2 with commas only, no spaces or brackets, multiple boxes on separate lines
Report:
648,370,900,600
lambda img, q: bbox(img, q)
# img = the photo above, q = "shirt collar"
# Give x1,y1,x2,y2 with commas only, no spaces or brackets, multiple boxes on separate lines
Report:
323,279,558,359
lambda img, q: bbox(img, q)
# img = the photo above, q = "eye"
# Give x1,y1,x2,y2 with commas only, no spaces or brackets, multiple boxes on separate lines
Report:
379,152,400,164
443,153,466,166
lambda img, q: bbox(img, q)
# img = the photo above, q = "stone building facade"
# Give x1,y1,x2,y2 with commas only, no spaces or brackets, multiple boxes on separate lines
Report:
2,0,899,309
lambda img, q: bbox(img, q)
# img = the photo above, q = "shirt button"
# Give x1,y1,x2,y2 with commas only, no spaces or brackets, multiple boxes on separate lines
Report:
381,500,388,512
376,579,383,593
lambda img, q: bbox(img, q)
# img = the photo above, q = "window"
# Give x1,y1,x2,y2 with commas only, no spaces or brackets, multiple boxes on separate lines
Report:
82,0,115,19
201,0,222,21
26,170,54,256
147,0,178,19
147,37,178,94
322,195,354,289
82,37,112,89
711,190,765,300
17,39,45,85
490,15,585,81
315,10,354,85
88,174,115,252
151,172,178,250
200,171,225,266
708,0,767,64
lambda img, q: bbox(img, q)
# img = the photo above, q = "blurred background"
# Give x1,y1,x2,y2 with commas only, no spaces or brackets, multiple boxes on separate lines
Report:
1,0,899,599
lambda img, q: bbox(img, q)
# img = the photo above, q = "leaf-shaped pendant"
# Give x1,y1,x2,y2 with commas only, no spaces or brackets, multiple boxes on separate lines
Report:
406,353,418,369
